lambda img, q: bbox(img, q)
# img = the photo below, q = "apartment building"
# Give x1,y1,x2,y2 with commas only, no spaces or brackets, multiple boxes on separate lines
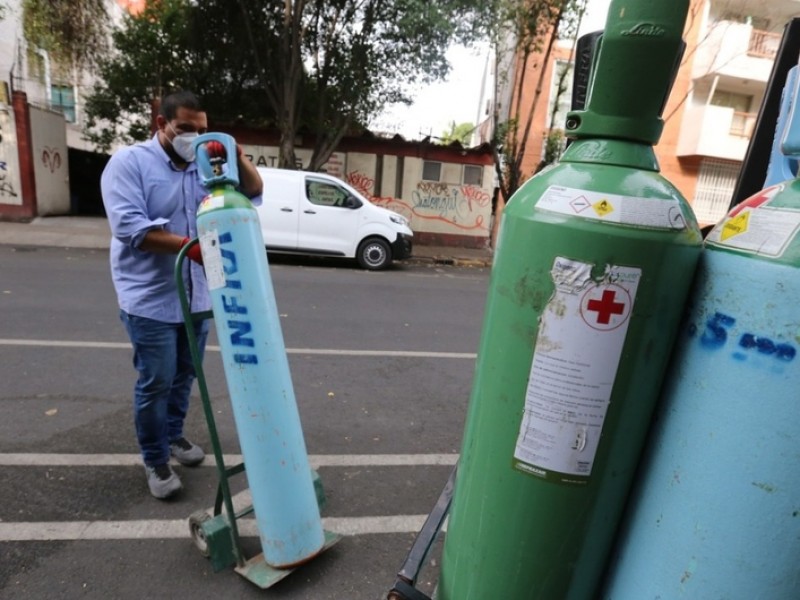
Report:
661,0,797,225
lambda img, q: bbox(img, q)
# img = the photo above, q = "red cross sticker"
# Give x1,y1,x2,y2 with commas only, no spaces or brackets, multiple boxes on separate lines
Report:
581,285,631,331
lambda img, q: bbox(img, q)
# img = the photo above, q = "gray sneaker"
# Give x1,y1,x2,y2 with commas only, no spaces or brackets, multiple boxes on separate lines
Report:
145,464,182,499
170,437,205,466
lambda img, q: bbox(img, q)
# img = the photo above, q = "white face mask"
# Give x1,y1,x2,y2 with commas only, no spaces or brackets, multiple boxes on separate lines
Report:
167,122,198,163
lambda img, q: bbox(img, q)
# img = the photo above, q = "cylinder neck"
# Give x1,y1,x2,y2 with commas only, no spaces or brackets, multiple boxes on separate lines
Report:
566,0,689,146
560,139,659,171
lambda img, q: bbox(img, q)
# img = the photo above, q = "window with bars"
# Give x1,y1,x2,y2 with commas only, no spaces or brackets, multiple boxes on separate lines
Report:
463,164,483,186
422,161,441,182
692,158,741,225
51,84,75,123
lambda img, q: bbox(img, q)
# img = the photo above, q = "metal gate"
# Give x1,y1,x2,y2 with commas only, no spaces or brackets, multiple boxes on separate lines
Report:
692,158,741,225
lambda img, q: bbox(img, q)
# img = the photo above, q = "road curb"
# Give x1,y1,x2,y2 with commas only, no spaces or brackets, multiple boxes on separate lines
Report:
406,256,493,268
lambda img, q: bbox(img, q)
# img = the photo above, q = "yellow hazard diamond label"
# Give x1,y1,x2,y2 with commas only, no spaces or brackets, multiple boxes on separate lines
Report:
720,211,750,241
592,198,614,217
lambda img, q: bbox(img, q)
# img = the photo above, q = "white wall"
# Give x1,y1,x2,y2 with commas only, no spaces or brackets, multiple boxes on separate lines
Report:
0,1,22,93
29,105,69,215
243,142,494,243
0,106,23,206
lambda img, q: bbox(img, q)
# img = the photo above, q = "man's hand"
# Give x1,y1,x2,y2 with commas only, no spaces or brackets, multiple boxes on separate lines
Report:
181,237,204,265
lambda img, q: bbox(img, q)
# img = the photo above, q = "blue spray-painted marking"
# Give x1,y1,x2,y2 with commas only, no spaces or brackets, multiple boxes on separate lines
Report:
700,312,736,349
739,334,796,361
697,313,796,363
777,345,797,361
233,353,258,364
228,320,255,347
219,231,258,365
222,295,247,314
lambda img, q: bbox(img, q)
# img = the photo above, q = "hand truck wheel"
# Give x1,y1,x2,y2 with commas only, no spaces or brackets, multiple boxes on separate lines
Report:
188,510,212,558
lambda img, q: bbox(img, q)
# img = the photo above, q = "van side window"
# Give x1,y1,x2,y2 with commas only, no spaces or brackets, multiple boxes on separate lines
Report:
305,179,360,208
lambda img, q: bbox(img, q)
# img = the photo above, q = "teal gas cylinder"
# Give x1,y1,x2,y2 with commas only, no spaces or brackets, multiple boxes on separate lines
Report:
601,113,800,600
193,134,325,568
437,2,702,599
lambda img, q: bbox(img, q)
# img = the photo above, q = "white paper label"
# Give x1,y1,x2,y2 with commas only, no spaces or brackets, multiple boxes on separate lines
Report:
705,185,800,257
536,185,686,230
514,257,641,484
199,229,226,290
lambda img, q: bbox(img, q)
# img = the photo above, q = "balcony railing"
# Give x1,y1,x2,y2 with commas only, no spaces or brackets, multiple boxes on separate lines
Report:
730,111,757,137
748,29,781,59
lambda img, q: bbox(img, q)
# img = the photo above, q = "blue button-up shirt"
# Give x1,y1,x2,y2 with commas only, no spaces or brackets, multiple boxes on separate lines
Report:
102,134,255,323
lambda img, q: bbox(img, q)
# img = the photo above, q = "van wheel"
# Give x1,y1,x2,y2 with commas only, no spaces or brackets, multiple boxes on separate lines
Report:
357,238,391,270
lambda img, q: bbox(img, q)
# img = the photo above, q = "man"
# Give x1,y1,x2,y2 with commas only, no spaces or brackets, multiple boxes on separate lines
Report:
101,90,263,499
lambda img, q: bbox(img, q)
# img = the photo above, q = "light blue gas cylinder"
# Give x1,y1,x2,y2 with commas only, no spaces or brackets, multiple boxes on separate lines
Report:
764,65,799,187
193,133,325,568
601,122,800,597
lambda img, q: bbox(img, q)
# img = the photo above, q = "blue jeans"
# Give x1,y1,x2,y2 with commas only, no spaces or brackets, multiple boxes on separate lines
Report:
120,311,209,466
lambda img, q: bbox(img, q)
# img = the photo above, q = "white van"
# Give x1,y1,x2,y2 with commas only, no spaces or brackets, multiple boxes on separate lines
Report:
255,167,413,270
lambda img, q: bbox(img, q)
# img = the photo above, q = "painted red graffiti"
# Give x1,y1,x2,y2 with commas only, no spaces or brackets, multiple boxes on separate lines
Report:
460,185,491,211
42,147,62,173
345,170,490,232
371,196,414,221
417,181,450,195
346,171,375,196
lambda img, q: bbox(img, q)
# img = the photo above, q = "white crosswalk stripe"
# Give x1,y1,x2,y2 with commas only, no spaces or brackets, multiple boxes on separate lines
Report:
1,453,456,542
0,515,431,542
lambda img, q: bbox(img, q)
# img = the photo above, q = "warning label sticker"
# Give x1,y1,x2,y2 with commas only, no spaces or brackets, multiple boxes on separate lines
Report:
706,185,800,257
199,229,226,290
513,257,641,484
536,185,686,230
719,212,750,241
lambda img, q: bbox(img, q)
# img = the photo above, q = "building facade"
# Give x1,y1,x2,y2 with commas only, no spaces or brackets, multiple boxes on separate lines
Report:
0,0,496,248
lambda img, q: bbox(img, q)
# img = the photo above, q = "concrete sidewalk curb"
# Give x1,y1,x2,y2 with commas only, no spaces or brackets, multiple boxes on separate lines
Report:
407,255,493,268
0,218,494,268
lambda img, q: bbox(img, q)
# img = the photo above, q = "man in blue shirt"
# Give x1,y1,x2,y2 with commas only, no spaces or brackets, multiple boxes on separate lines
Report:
101,90,263,499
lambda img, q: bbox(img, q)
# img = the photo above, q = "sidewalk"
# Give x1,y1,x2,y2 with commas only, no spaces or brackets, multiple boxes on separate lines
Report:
0,216,494,268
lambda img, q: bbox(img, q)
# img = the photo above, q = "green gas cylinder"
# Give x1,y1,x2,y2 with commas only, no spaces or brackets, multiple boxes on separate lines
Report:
438,2,702,599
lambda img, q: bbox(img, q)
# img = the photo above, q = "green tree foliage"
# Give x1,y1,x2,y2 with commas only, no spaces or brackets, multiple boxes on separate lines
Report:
22,0,110,77
84,0,264,150
85,0,494,168
490,0,587,201
440,121,476,145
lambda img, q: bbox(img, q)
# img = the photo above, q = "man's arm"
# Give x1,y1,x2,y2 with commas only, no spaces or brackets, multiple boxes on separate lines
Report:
138,229,186,254
236,147,263,198
139,229,203,264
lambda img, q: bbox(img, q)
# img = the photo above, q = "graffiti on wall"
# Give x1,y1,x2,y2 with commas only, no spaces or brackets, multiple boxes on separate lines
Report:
0,112,18,198
345,171,411,219
41,147,62,173
0,159,16,198
346,170,491,233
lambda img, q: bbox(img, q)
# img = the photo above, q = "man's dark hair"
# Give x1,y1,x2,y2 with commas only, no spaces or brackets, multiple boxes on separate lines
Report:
159,90,204,120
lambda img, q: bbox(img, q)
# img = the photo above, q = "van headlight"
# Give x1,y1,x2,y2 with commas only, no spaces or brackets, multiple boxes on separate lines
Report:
390,214,407,226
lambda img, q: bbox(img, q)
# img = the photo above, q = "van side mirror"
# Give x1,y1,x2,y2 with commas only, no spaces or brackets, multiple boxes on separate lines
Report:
346,196,362,209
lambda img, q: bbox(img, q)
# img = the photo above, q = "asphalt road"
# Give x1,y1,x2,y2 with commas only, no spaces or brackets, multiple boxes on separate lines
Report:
0,245,490,600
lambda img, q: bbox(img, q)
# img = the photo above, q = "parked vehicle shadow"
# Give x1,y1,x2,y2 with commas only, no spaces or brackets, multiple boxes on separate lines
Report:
265,251,407,271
